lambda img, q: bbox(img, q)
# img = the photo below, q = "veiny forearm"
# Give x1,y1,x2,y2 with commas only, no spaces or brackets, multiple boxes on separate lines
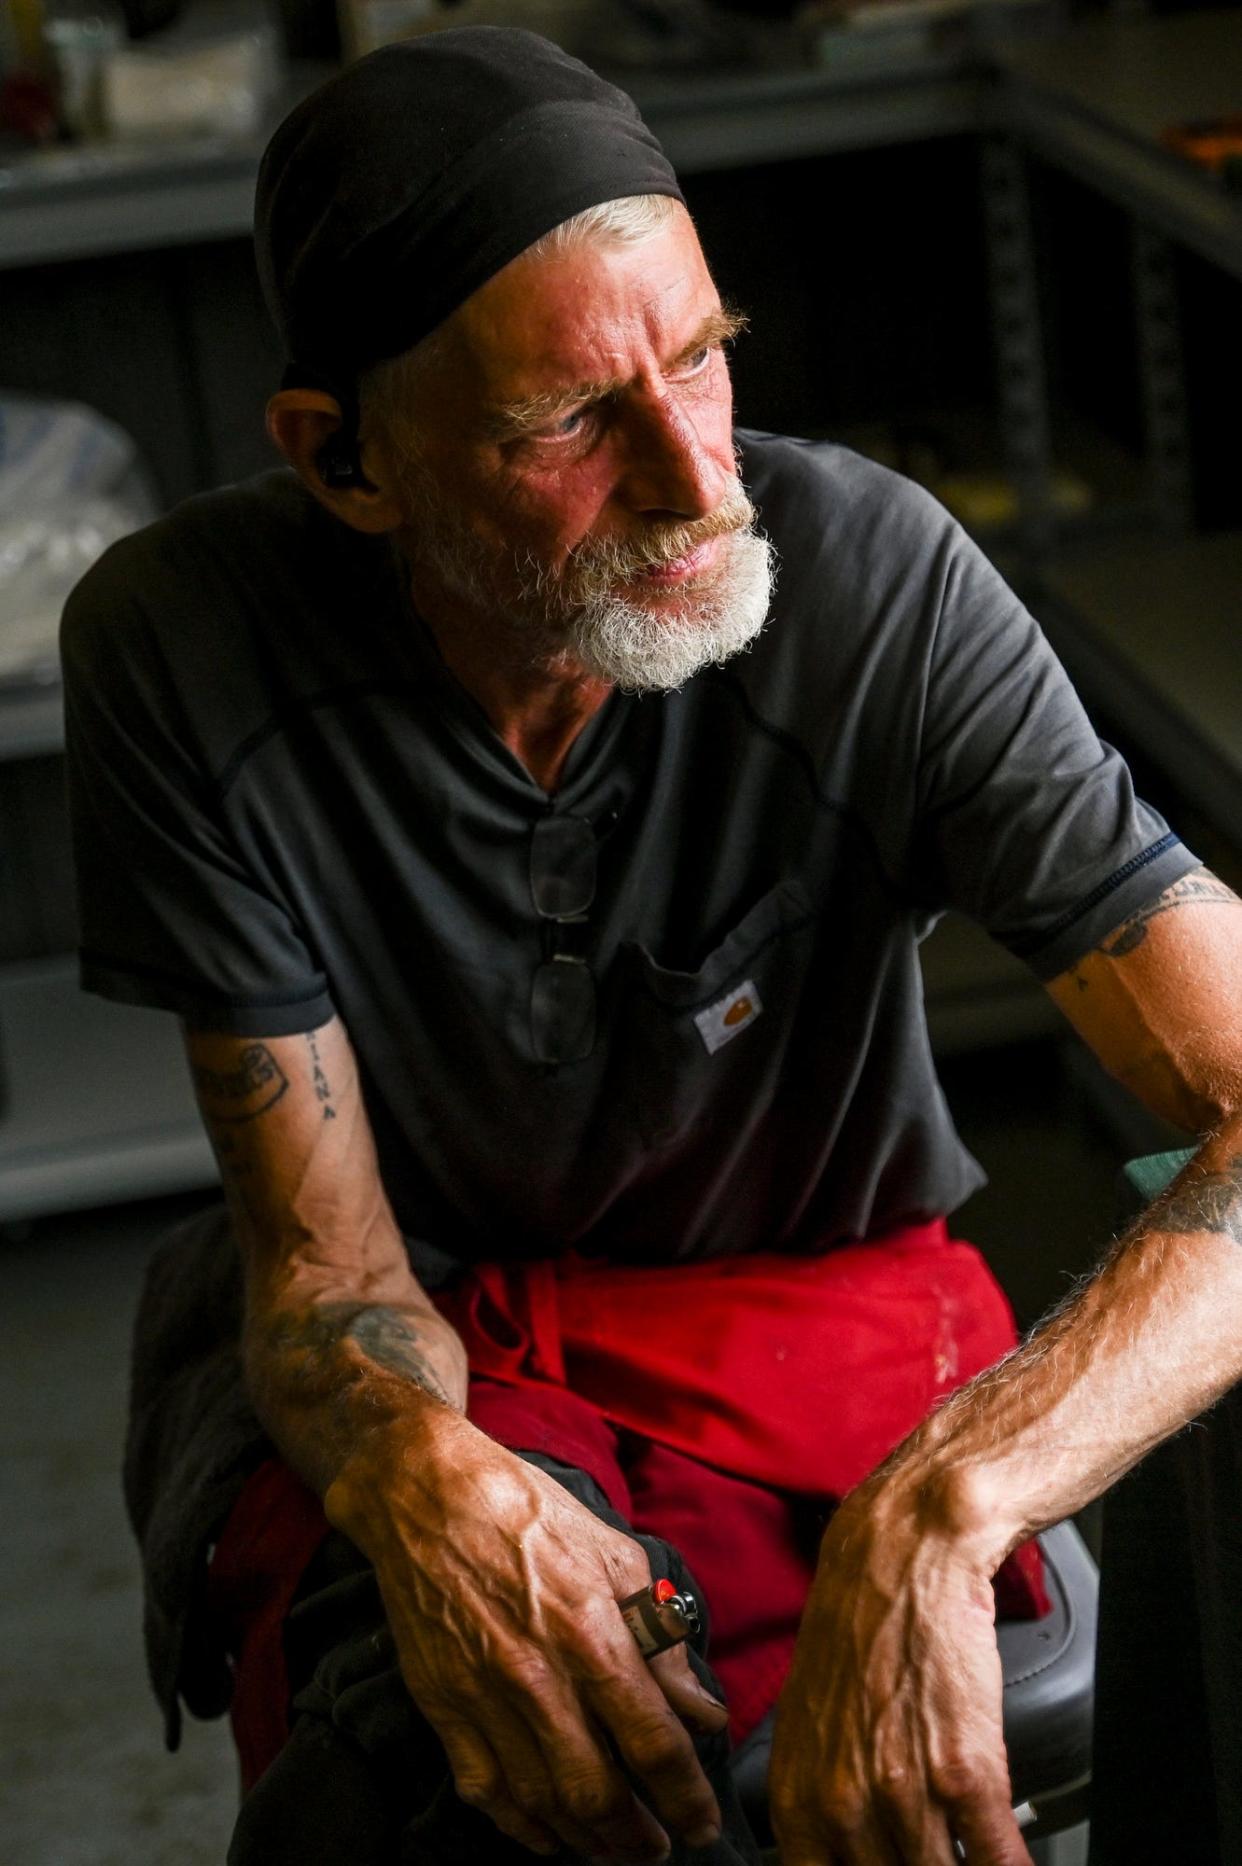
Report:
868,1114,1242,1568
188,1022,470,1504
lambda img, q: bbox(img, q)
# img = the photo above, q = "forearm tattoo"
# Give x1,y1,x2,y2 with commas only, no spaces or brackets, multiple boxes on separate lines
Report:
1157,1154,1242,1248
273,1302,454,1408
1099,866,1237,959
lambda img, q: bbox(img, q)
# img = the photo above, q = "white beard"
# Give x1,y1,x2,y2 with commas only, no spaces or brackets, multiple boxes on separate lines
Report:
403,468,777,693
551,525,775,693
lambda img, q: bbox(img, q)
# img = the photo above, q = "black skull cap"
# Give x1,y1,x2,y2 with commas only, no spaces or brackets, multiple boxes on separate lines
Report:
254,26,685,398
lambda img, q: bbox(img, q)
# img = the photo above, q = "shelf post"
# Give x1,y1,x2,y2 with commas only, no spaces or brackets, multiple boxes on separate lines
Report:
1131,224,1194,539
981,134,1056,565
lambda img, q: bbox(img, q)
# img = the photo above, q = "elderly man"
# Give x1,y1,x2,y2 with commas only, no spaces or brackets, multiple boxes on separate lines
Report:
62,26,1242,1866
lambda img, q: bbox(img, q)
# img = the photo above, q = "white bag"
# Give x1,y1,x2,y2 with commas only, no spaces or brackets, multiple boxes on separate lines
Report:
0,394,158,686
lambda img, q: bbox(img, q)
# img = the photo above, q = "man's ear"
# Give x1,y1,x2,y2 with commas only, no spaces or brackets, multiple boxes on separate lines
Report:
265,390,405,535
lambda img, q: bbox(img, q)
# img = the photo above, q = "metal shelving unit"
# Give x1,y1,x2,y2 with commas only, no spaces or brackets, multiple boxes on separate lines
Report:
988,10,1242,852
990,10,1242,286
0,47,986,272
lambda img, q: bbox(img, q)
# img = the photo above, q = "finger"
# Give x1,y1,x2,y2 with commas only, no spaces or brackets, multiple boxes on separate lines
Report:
500,1668,673,1862
775,1814,905,1866
771,1774,905,1866
647,1648,729,1736
469,1701,614,1860
583,1653,723,1849
948,1794,1035,1866
933,1748,1034,1866
434,1714,563,1857
876,1790,959,1866
867,1759,963,1866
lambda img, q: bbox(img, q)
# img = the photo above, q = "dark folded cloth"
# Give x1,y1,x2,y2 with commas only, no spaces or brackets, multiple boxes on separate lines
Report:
123,1201,268,1747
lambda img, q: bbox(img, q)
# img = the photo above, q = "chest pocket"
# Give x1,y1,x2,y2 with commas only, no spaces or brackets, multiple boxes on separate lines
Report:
621,877,818,1151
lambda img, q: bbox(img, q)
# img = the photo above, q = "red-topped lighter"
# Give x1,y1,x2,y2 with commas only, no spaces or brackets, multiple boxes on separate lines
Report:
619,1578,702,1658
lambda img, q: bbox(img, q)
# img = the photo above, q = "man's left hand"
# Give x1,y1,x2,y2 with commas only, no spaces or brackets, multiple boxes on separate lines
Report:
768,1481,1034,1865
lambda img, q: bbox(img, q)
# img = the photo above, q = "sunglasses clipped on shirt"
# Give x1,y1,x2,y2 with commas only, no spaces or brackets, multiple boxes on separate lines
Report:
529,811,597,1065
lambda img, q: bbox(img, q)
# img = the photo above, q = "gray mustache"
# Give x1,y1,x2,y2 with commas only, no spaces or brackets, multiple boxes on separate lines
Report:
565,488,755,583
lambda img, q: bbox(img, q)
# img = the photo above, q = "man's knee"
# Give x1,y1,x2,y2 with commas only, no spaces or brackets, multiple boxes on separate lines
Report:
228,1715,401,1865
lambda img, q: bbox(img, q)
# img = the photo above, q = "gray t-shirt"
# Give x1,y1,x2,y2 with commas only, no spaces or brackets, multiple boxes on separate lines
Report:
62,431,1196,1277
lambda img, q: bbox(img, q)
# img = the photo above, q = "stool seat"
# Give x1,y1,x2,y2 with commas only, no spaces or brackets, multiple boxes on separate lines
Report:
729,1518,1097,1846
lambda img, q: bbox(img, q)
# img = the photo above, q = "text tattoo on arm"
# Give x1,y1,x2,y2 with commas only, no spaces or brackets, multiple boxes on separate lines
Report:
1099,866,1236,960
307,1028,337,1120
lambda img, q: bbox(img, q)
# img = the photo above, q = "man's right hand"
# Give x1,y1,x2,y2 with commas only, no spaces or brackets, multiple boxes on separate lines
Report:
328,1415,729,1862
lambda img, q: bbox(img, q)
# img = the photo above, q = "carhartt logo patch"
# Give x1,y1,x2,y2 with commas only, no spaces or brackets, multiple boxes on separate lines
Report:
694,981,763,1055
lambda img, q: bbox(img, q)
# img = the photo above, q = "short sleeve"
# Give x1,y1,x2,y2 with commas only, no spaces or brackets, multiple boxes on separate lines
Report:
61,554,334,1034
908,521,1200,980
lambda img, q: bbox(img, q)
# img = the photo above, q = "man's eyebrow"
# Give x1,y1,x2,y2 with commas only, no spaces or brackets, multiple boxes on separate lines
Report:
486,306,747,440
669,306,747,367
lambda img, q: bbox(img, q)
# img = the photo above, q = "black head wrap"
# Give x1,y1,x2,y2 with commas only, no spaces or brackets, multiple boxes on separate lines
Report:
254,26,685,407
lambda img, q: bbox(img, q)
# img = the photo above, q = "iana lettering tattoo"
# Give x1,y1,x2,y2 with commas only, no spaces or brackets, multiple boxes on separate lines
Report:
306,1029,336,1121
192,1043,288,1121
1100,867,1237,959
1157,1154,1242,1248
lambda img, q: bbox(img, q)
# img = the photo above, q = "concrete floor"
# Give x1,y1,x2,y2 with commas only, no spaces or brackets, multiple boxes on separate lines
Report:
1,1191,236,1866
0,1035,1144,1863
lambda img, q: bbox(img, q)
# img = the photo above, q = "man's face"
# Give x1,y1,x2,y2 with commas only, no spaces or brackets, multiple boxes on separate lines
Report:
390,205,773,689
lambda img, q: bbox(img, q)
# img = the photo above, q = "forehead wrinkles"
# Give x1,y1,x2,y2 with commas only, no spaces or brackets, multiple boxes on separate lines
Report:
462,236,714,411
492,305,740,439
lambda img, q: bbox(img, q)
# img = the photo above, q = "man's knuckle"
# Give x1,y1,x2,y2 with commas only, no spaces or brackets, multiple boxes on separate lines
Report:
930,1751,985,1804
502,1650,556,1702
620,1548,651,1588
566,1628,625,1686
821,1785,867,1838
874,1759,915,1806
452,1767,498,1809
558,1768,621,1826
626,1719,689,1777
509,1778,555,1821
768,1782,800,1827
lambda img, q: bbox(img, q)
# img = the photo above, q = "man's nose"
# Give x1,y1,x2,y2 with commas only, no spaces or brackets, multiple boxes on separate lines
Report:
619,392,729,520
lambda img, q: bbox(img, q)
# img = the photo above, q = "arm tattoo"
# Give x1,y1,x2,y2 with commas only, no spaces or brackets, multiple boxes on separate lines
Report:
1157,1154,1242,1247
343,1306,452,1402
1100,866,1237,959
282,1302,453,1407
306,1029,337,1121
192,1043,288,1121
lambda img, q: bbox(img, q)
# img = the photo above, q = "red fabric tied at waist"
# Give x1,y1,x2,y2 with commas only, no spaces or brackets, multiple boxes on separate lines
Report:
434,1219,1048,1616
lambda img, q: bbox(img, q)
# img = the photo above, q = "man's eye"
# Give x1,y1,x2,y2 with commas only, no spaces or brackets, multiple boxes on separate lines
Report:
535,406,591,443
679,345,713,376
